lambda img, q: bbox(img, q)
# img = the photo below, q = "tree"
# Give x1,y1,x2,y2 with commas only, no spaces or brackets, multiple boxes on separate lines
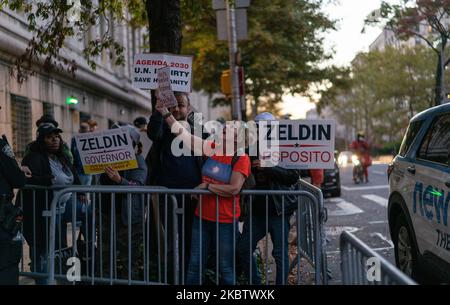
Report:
318,46,436,146
1,0,190,109
182,0,336,118
2,0,336,117
366,0,450,106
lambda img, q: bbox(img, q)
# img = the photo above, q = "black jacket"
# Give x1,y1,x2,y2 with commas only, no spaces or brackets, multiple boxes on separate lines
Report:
265,167,300,216
99,155,148,226
146,111,206,186
17,142,80,249
0,138,26,201
252,163,300,216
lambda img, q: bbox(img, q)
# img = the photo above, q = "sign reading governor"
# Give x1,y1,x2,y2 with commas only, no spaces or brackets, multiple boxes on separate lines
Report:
75,128,138,175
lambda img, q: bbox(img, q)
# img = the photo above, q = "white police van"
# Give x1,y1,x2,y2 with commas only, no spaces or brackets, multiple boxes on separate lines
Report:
388,103,450,283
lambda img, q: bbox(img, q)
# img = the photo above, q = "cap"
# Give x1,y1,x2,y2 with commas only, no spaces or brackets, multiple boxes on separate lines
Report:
112,123,140,144
36,115,59,128
254,112,276,121
37,123,63,139
133,117,147,127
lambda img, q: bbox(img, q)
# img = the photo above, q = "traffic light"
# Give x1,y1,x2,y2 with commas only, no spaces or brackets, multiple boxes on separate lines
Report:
221,69,232,96
221,68,246,97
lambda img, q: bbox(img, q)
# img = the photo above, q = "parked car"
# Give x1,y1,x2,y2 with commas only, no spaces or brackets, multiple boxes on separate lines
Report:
338,150,353,167
322,159,341,197
388,103,450,283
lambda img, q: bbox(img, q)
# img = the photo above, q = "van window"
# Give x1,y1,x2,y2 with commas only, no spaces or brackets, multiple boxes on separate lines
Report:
399,120,423,157
417,114,450,166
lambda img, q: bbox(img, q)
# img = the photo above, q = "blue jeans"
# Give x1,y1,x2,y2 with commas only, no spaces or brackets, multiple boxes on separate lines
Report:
29,195,93,284
186,217,238,285
237,212,291,285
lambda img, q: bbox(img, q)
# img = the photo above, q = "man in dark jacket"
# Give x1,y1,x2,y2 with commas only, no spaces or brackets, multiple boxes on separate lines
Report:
146,92,206,282
0,135,26,285
237,112,300,285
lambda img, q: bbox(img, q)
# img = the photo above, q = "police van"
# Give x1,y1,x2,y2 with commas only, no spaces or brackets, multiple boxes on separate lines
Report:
388,103,450,283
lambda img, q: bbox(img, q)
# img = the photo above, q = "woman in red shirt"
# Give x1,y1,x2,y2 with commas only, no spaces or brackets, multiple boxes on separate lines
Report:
155,100,250,285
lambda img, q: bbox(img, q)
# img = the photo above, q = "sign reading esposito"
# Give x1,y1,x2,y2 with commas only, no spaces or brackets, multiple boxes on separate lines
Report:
258,120,336,169
75,127,138,174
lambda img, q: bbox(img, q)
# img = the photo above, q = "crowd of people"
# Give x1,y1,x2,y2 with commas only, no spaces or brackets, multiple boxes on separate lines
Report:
0,92,306,285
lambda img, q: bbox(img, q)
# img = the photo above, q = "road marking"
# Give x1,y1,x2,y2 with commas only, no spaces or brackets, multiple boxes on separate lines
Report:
370,232,394,247
363,194,388,207
372,170,385,175
328,201,364,217
325,226,359,236
341,185,389,191
327,198,342,203
369,220,388,224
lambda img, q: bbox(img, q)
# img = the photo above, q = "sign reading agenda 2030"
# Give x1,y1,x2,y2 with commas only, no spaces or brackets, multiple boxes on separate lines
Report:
132,53,193,93
258,120,336,169
75,128,138,175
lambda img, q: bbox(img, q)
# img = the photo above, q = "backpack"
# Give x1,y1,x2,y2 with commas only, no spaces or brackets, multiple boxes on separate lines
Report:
231,154,256,190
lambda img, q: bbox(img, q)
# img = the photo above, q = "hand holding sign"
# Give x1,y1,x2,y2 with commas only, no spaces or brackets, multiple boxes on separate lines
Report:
105,166,122,184
157,66,178,108
75,127,138,175
155,98,170,116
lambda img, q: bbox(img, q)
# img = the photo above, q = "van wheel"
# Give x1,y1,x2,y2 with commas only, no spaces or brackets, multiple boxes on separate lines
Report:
393,213,419,279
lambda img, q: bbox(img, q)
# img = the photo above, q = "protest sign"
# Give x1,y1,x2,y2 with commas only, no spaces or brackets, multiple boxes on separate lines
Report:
75,127,138,174
258,120,335,169
132,53,193,92
157,66,178,108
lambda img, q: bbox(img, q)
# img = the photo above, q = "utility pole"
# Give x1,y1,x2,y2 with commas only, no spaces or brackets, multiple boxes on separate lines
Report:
225,0,241,120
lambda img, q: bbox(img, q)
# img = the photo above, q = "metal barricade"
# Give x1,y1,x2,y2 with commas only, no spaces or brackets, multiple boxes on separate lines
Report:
16,185,68,284
340,231,417,285
290,179,328,284
16,183,326,285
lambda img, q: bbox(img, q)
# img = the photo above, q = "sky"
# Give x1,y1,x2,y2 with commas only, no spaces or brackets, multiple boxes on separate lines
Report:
281,0,387,119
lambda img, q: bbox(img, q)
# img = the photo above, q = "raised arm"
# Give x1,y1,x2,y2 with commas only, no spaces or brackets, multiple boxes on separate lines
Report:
155,99,214,157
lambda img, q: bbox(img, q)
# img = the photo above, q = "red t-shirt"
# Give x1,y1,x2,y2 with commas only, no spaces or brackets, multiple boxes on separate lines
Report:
195,154,251,223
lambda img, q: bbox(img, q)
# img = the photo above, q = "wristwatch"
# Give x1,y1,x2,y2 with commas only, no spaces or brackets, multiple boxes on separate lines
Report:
163,112,172,119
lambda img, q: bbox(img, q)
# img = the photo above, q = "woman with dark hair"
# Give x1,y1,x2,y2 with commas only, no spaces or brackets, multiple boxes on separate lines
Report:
19,123,91,284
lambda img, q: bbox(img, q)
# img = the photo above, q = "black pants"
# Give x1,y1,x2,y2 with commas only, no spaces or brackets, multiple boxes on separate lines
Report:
158,194,197,284
0,231,21,285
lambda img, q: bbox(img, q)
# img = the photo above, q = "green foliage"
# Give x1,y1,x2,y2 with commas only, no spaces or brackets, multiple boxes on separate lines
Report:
319,46,440,146
372,140,403,156
4,0,336,116
182,0,337,116
3,0,146,81
365,0,450,106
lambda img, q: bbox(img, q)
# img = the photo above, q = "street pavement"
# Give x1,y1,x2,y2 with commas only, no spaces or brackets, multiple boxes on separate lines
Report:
324,163,394,285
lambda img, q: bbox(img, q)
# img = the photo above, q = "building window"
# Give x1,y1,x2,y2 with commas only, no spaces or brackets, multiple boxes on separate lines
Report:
43,102,54,117
10,95,32,158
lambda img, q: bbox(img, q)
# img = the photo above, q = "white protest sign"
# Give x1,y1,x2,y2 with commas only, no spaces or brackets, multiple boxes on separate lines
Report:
258,120,335,169
132,53,193,92
157,67,178,108
75,127,138,175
